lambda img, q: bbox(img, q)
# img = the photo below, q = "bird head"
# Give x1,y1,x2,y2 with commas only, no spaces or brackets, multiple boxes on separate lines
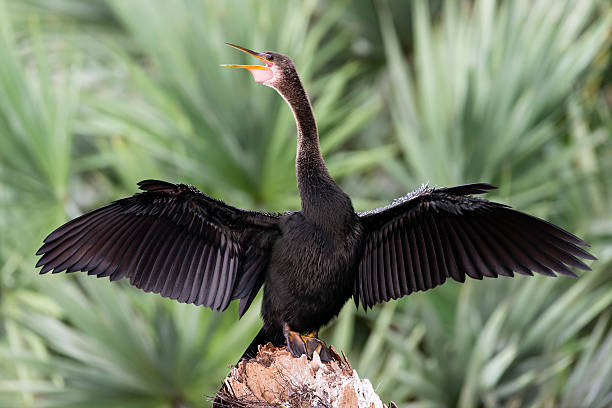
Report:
222,43,295,88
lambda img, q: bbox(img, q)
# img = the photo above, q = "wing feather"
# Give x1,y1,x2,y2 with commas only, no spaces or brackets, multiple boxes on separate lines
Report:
395,223,409,294
160,236,189,296
169,238,196,299
403,226,417,292
213,245,230,310
495,215,575,277
172,239,196,300
364,243,372,305
461,218,506,277
382,228,394,300
409,225,426,291
98,217,143,277
37,180,280,316
445,220,474,280
180,241,205,303
374,239,383,303
454,219,489,278
195,244,213,303
356,183,595,308
437,219,462,281
356,260,366,308
427,215,450,281
416,222,435,288
388,224,401,299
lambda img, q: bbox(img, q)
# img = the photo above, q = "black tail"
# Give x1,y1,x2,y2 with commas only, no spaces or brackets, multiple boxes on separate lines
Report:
211,326,283,407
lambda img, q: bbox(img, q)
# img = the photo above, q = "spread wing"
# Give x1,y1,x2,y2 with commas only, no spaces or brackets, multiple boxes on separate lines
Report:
355,183,595,309
36,180,281,317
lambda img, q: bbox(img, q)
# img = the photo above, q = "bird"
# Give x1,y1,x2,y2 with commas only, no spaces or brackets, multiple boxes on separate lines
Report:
36,43,595,368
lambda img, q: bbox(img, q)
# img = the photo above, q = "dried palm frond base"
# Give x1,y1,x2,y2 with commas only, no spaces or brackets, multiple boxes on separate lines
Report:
212,343,396,408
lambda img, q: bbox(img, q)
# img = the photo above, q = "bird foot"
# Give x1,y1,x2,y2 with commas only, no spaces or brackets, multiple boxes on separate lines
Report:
283,324,332,362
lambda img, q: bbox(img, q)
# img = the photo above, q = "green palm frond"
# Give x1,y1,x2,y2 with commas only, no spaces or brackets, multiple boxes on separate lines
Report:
560,312,612,408
363,264,610,407
2,275,263,407
379,0,611,212
0,3,80,282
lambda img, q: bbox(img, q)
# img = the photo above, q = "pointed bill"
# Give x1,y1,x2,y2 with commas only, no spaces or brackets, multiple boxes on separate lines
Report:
222,43,274,83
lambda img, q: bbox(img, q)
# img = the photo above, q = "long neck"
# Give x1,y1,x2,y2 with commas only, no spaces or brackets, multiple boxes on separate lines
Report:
274,72,346,217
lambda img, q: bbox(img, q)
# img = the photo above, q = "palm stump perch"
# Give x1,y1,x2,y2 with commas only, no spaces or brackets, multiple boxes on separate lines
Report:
36,44,595,407
215,343,392,407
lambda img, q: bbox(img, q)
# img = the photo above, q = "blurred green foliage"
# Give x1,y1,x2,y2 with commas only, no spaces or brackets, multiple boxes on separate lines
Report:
1,0,611,407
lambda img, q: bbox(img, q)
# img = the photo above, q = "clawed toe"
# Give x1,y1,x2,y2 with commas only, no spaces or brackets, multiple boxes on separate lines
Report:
283,323,332,362
285,329,308,357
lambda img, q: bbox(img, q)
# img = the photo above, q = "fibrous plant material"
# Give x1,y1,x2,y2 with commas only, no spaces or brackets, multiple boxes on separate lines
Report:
213,343,393,408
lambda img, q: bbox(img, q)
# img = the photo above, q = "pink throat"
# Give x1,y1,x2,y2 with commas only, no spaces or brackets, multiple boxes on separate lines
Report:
248,68,274,83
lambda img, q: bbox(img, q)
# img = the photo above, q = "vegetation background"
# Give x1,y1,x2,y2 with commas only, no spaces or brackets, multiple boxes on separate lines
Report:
1,0,611,407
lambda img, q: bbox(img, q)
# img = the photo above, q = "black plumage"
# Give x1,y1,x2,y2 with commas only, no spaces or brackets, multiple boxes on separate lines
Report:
355,183,593,308
37,45,595,369
37,180,279,315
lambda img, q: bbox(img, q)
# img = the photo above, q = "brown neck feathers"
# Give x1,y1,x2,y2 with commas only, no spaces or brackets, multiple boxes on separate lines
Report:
273,70,342,215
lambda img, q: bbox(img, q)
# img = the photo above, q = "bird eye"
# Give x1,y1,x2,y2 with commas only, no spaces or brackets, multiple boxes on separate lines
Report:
266,53,274,61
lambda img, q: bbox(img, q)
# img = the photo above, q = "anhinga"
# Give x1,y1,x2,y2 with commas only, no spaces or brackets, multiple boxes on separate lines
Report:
37,44,595,366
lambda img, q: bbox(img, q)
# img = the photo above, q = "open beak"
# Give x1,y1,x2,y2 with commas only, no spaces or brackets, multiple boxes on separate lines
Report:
222,43,274,83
